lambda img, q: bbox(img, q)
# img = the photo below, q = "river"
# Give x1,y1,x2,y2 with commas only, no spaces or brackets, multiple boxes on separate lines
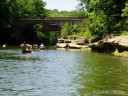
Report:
0,46,128,96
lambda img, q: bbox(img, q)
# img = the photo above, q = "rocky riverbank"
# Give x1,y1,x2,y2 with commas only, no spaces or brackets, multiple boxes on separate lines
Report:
89,36,128,57
56,36,91,50
56,35,128,57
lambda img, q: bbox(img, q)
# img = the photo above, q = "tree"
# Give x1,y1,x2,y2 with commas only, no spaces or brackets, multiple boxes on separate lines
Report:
33,23,45,41
76,0,87,17
71,24,79,35
61,22,70,38
77,0,127,41
0,0,48,44
33,0,48,18
122,2,128,30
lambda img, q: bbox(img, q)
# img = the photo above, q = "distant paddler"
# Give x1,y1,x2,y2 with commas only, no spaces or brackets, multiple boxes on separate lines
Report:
39,43,45,50
20,42,32,53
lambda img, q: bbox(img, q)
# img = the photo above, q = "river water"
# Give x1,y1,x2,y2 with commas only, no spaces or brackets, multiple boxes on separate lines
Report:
0,46,128,96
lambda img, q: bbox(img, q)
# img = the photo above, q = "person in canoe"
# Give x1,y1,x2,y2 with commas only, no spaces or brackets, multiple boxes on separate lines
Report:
20,42,32,53
39,43,45,50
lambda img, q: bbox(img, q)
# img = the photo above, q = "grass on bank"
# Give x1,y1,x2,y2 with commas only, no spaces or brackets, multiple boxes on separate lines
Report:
121,31,128,36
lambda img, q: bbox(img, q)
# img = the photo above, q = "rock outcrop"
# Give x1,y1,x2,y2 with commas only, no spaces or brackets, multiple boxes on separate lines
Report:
57,35,128,56
56,36,90,49
56,43,68,48
89,36,128,55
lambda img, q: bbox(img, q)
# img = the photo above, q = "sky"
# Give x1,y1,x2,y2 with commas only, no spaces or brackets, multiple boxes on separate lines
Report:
44,0,79,11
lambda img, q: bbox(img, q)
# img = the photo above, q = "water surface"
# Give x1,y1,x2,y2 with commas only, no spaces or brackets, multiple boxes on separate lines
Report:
0,47,128,96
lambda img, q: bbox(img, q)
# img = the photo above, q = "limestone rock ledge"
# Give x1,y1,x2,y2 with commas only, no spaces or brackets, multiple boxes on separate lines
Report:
56,37,90,50
56,43,68,48
89,36,128,56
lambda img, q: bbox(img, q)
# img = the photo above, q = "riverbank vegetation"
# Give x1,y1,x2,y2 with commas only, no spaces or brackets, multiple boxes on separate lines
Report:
58,0,128,43
72,0,127,42
0,0,48,44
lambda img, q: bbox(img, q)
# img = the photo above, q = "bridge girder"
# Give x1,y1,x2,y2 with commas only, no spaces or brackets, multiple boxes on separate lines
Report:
18,17,86,31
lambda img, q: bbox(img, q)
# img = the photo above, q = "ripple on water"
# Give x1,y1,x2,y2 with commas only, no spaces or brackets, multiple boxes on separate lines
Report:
0,48,128,96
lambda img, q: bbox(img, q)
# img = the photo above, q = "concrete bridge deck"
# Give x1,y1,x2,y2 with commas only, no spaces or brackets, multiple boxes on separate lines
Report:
19,17,86,31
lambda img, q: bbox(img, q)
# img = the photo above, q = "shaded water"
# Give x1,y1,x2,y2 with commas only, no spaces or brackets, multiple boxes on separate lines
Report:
0,47,128,96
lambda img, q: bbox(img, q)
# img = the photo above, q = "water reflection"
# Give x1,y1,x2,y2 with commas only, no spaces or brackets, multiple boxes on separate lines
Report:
76,52,128,96
0,49,42,61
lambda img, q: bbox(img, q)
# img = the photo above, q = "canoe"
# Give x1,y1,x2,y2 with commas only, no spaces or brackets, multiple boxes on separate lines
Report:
39,47,45,50
22,49,32,53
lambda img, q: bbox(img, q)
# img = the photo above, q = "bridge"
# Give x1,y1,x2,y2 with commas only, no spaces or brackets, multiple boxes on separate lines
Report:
19,17,86,31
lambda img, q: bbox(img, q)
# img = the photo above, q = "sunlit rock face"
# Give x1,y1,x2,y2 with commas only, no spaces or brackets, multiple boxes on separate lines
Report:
89,36,128,53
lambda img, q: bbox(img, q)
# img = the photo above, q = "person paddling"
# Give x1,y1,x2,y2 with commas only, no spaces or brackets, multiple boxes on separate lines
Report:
39,43,45,50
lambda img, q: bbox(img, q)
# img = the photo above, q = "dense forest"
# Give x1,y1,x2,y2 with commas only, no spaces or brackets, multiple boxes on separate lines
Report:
76,0,128,41
0,0,128,45
0,0,48,45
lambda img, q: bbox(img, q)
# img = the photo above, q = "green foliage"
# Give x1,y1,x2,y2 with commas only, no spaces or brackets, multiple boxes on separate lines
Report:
33,23,58,44
33,0,47,17
36,32,45,40
49,32,58,44
61,22,70,37
90,11,107,38
0,0,48,44
122,2,128,17
33,23,45,41
11,0,47,17
71,24,80,35
78,19,90,37
77,0,127,41
1,0,128,44
33,23,43,32
121,31,128,36
122,2,128,30
47,9,87,17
